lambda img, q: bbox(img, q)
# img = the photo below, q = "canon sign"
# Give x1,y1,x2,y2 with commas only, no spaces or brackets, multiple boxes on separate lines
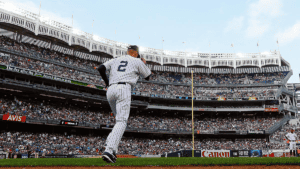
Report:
201,150,230,157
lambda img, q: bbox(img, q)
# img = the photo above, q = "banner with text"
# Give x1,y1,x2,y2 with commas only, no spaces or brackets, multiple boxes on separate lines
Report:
201,150,230,157
2,114,26,122
247,130,265,134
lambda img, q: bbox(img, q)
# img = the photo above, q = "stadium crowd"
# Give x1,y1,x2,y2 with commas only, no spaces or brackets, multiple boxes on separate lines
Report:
0,131,287,156
133,83,278,98
149,71,286,85
0,35,288,88
0,54,280,98
0,97,282,133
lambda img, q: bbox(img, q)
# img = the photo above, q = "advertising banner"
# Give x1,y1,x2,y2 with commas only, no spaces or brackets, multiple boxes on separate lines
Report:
231,150,238,157
238,150,249,157
248,97,257,100
161,150,201,157
249,150,262,157
201,150,230,157
262,150,291,157
0,64,7,69
247,130,265,134
217,97,226,101
264,108,278,112
231,150,249,157
21,154,28,159
2,114,26,122
60,120,78,126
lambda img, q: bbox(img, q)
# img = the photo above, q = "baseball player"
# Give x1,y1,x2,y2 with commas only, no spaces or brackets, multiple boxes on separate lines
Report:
98,45,151,163
285,129,298,157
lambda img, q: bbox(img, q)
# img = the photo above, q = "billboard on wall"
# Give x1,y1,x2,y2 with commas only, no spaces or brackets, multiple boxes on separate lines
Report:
262,150,291,157
264,108,278,112
249,150,262,157
231,150,249,157
201,150,230,157
2,114,26,122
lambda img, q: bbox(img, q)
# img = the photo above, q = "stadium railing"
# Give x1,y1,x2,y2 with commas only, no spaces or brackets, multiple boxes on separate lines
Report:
266,115,291,134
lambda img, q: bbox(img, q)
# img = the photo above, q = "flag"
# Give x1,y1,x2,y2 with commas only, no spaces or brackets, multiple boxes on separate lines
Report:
138,35,140,39
209,42,210,48
257,42,259,46
183,42,185,44
231,44,234,47
277,39,278,44
115,30,116,34
162,37,164,42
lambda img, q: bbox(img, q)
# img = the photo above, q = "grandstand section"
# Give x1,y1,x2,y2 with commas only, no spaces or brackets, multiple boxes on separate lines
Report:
0,2,298,158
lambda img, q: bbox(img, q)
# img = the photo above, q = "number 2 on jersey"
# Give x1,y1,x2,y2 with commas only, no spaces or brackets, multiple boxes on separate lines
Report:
117,61,128,72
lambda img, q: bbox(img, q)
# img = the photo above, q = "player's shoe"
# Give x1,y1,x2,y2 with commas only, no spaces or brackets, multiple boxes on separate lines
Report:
102,152,117,163
112,151,117,161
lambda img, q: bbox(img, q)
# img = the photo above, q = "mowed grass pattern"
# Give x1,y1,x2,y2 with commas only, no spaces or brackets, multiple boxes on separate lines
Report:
0,157,300,166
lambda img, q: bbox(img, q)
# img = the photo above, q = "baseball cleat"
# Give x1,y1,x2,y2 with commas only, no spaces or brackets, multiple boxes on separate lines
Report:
102,152,117,163
113,151,117,161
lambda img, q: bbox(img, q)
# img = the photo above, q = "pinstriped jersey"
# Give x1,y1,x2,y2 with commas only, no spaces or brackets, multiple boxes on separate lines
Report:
104,55,151,86
286,133,297,141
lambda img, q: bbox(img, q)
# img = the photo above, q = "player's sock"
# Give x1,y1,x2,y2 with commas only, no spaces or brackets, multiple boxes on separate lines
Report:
290,150,292,156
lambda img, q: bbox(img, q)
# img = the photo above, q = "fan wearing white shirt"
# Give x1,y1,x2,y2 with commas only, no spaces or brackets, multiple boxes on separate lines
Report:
285,129,298,157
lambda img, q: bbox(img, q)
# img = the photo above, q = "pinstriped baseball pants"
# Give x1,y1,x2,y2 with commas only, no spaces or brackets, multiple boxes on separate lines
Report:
104,83,131,154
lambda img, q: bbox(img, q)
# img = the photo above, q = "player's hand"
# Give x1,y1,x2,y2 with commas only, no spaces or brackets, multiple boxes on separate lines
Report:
141,58,146,64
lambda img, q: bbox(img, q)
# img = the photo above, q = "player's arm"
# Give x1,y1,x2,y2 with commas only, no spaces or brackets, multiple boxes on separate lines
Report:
97,65,109,87
138,59,152,81
98,59,114,87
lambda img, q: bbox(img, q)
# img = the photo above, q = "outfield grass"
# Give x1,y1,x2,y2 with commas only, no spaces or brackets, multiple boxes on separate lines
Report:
0,157,300,166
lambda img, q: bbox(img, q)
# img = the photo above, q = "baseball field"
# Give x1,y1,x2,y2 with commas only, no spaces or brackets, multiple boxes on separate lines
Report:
0,157,300,168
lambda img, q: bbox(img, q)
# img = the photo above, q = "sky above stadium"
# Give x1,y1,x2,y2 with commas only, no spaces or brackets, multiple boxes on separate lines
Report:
3,0,300,83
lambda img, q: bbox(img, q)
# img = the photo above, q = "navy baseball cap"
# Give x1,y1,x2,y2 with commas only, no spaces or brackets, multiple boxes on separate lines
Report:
128,45,139,53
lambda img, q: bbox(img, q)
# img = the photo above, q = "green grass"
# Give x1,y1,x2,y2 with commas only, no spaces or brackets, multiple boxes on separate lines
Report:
0,157,300,166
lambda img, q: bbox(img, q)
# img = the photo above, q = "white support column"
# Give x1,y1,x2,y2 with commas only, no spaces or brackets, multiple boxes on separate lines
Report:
9,14,12,23
233,58,236,69
278,52,281,66
185,57,187,67
209,54,212,69
47,26,50,35
89,41,93,52
113,45,116,58
161,55,163,65
69,34,72,46
258,54,262,68
34,20,40,36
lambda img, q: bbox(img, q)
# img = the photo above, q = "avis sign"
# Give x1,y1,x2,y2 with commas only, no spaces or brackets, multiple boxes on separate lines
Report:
2,114,26,122
201,150,230,157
